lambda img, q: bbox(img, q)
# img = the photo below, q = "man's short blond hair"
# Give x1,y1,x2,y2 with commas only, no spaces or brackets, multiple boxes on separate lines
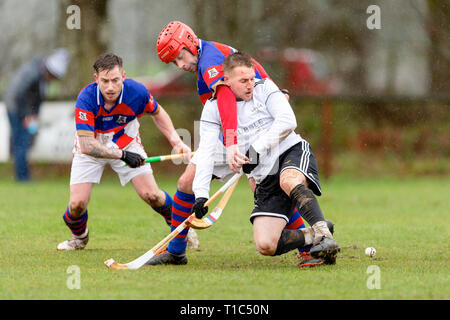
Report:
223,51,254,74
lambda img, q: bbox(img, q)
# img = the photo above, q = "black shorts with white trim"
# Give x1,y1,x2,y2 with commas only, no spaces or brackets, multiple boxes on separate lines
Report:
250,141,321,224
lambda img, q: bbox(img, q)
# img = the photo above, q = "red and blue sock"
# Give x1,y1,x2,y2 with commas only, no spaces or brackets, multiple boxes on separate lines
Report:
285,208,311,253
167,190,195,255
285,208,305,230
62,207,88,238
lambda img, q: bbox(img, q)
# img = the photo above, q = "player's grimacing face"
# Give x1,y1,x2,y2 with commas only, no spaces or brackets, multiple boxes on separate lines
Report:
173,48,198,73
94,66,125,104
225,66,255,101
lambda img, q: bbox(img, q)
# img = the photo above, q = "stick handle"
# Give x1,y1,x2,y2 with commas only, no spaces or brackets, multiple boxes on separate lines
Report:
210,175,240,210
151,172,242,253
204,172,242,206
152,215,194,254
107,172,243,269
190,175,242,229
145,152,195,163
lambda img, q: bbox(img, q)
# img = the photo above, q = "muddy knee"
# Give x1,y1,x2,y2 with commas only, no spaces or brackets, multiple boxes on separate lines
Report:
69,199,88,218
142,191,162,207
280,169,308,195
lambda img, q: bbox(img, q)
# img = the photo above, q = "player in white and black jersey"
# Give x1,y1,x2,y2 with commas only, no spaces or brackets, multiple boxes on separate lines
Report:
192,52,340,266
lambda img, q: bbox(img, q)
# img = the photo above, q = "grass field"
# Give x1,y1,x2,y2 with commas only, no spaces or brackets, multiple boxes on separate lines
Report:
0,173,448,301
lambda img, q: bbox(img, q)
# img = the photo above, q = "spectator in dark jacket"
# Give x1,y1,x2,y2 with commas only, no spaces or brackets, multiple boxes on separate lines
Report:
4,48,70,181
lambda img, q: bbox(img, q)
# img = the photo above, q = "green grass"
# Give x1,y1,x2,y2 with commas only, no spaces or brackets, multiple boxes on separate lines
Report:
0,174,448,300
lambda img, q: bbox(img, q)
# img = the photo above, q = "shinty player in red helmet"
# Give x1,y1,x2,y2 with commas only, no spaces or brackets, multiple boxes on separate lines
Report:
145,21,322,267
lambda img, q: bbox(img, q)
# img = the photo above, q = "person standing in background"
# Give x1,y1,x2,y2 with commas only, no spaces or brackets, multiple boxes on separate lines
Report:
4,48,70,182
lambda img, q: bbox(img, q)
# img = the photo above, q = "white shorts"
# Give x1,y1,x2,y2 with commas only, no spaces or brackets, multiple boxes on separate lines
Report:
70,140,152,186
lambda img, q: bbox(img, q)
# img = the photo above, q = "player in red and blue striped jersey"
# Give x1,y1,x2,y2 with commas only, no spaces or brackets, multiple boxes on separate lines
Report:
145,21,312,266
57,53,192,251
74,78,159,149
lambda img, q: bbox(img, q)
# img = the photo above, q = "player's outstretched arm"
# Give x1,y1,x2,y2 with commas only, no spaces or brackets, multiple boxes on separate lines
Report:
150,104,192,160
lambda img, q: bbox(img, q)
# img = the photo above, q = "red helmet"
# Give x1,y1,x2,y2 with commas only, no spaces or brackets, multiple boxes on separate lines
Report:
156,21,199,64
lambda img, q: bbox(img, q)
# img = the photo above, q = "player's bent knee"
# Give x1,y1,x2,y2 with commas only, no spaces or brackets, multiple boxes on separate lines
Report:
141,191,160,206
176,164,196,193
255,237,278,256
177,173,194,193
280,169,307,195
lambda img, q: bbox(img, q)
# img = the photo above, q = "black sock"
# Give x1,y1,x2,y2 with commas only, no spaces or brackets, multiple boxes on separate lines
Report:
289,184,325,226
273,229,307,256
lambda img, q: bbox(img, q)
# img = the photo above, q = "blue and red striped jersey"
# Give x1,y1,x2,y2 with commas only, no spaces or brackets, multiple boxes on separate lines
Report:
74,78,158,149
196,39,270,105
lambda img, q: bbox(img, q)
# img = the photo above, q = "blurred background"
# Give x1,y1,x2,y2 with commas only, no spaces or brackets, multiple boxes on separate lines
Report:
0,0,448,180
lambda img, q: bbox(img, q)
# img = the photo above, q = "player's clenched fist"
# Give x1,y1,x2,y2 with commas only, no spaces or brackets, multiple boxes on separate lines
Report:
121,150,145,168
173,140,192,162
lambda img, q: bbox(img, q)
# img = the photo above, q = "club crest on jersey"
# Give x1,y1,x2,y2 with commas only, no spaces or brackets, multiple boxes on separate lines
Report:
208,68,219,79
116,116,127,124
78,111,88,121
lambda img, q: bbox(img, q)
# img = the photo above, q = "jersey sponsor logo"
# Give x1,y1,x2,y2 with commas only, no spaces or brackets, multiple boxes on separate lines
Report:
236,118,268,135
102,116,113,121
208,67,219,79
78,111,88,121
116,115,127,124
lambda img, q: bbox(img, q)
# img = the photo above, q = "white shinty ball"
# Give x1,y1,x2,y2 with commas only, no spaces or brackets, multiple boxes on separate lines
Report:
365,247,376,257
